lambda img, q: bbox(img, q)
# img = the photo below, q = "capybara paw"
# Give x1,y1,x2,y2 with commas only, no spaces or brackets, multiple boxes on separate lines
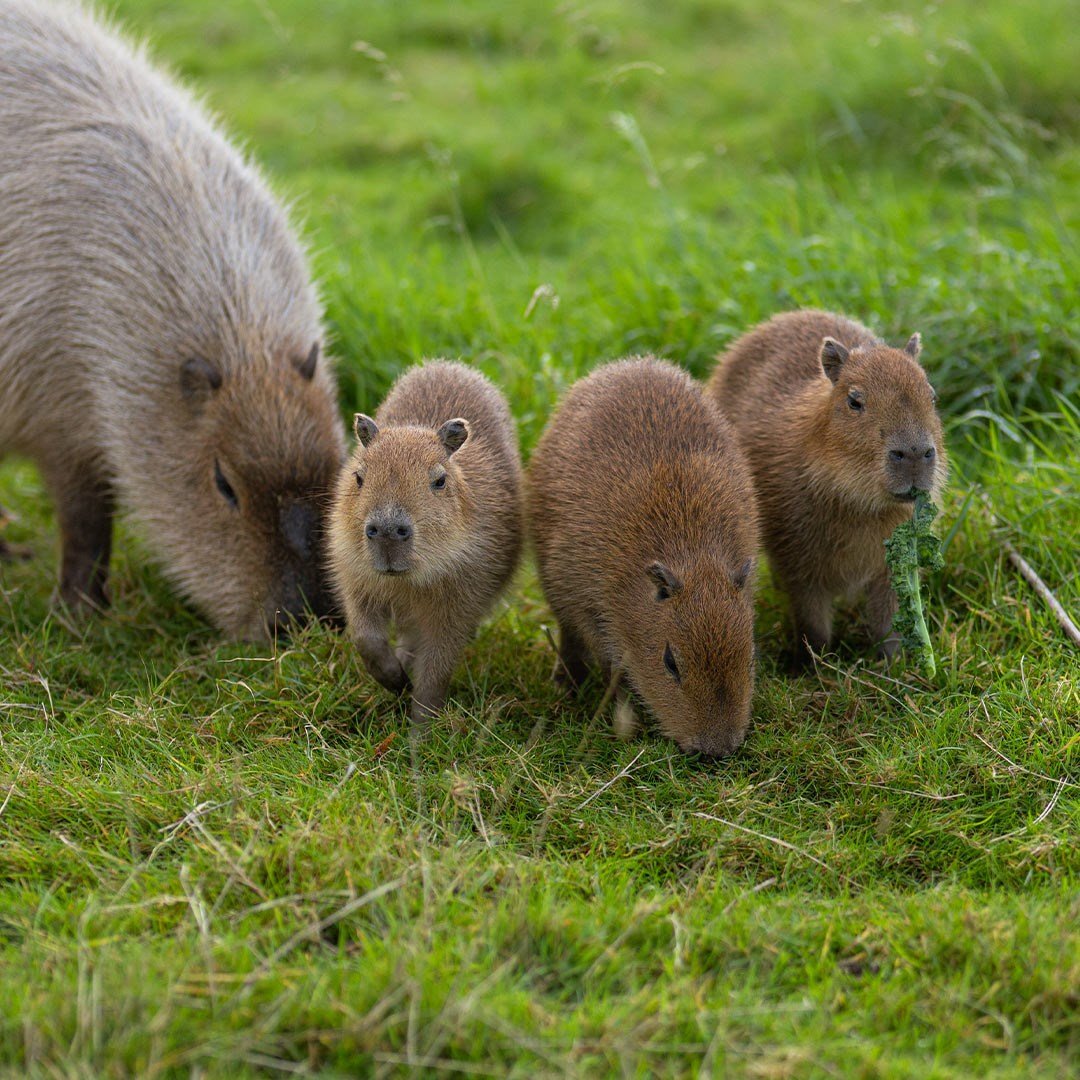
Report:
368,657,410,695
877,635,901,661
410,695,444,725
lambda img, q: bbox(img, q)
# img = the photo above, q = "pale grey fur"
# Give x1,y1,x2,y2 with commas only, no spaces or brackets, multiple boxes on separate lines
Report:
0,0,345,636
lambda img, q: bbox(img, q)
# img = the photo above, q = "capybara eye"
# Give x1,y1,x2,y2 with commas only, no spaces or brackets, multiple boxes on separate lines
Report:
355,471,364,490
431,474,447,491
663,644,681,684
214,459,239,509
847,393,864,412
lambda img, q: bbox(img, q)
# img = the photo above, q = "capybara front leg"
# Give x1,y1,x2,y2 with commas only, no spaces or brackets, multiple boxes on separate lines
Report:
866,569,900,660
553,622,590,690
790,587,834,669
409,626,472,725
53,477,113,612
348,606,409,694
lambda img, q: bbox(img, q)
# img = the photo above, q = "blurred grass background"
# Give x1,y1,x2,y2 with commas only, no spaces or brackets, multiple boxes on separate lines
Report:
0,0,1077,1075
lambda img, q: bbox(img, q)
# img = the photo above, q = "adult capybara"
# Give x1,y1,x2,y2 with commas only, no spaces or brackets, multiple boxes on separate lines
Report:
528,359,759,758
329,362,523,722
0,0,345,637
707,310,947,663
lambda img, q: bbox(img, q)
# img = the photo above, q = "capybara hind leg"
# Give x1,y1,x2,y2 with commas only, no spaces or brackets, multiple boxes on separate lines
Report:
866,569,900,660
790,587,833,668
53,478,113,611
553,623,590,689
348,607,409,694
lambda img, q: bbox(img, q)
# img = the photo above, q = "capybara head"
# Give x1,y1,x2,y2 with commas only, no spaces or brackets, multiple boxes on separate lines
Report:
817,334,946,508
173,343,345,638
334,413,473,583
619,556,756,758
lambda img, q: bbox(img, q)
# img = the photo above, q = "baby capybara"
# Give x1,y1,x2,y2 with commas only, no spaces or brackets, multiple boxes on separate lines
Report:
329,362,523,723
0,0,344,637
707,310,947,663
528,359,760,758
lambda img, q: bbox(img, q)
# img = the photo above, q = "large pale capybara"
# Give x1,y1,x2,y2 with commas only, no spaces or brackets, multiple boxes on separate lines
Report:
707,310,947,663
0,0,345,637
329,362,523,722
527,358,760,758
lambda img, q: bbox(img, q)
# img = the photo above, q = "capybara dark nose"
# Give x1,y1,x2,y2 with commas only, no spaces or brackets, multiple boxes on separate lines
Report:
888,436,937,493
280,499,316,560
365,511,413,543
889,441,935,463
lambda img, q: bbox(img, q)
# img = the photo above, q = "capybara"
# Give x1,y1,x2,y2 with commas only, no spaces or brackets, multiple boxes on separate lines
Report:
0,0,345,637
706,310,947,663
329,361,523,722
527,358,759,758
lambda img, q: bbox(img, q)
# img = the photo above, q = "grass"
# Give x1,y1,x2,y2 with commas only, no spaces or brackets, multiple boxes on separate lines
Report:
1,0,1078,1074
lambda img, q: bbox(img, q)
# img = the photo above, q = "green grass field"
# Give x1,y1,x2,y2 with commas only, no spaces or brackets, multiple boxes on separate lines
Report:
1,0,1078,1074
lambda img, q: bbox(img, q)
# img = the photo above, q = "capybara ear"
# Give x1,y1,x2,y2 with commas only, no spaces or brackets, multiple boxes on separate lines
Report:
437,418,470,455
354,413,379,446
647,562,683,601
904,333,922,361
731,557,754,590
820,338,849,383
179,356,223,403
295,341,319,380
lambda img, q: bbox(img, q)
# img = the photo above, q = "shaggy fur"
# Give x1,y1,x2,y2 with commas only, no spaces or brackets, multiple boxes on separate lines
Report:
707,310,947,662
527,359,759,758
329,361,523,722
0,0,345,637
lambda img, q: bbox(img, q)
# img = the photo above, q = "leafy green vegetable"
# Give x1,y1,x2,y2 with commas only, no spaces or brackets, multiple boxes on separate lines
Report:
884,490,945,677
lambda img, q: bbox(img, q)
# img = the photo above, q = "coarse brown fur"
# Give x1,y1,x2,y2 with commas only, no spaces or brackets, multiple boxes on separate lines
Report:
527,359,760,758
0,0,345,637
706,310,947,663
329,361,523,722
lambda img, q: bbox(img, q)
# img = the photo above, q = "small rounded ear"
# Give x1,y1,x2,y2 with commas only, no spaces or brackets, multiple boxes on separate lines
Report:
904,332,922,360
353,413,379,446
647,562,683,601
295,341,319,380
820,338,849,384
437,418,470,455
180,356,223,402
731,557,754,590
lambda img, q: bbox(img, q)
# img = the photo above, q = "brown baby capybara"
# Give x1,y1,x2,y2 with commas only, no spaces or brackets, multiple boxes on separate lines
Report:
329,361,523,723
0,0,345,637
707,310,947,664
528,358,760,758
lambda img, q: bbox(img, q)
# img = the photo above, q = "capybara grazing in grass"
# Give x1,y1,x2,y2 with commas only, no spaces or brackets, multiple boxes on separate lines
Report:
707,310,946,664
329,362,523,723
0,0,345,637
527,359,759,758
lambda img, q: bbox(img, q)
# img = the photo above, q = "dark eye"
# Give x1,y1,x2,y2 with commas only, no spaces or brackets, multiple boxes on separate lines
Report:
663,644,681,684
214,459,238,509
355,471,364,490
847,393,864,411
431,474,446,490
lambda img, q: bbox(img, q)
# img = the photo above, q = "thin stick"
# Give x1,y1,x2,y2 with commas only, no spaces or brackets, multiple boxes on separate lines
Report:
981,493,1080,647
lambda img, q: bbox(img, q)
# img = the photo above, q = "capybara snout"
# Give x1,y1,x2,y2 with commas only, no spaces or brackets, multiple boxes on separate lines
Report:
885,433,938,496
364,506,416,575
